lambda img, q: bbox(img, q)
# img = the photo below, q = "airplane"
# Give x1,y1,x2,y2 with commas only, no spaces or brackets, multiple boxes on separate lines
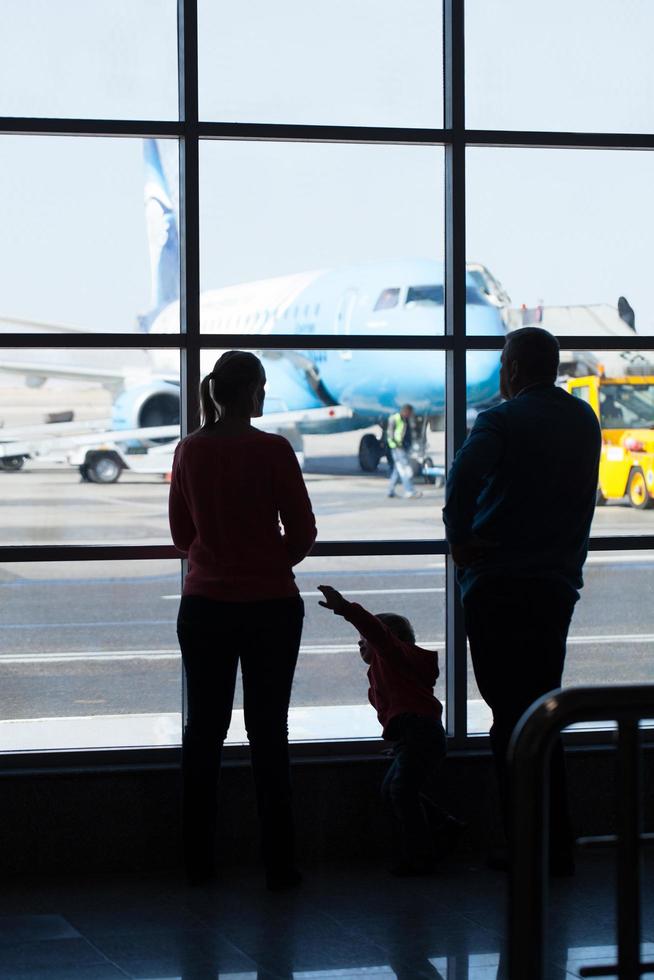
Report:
1,137,644,478
122,140,507,473
0,139,507,478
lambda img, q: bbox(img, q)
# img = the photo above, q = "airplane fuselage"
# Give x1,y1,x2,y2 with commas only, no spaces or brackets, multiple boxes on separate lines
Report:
150,258,505,428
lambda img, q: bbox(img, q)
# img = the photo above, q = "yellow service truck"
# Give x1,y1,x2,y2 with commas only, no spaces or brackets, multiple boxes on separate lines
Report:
567,374,654,509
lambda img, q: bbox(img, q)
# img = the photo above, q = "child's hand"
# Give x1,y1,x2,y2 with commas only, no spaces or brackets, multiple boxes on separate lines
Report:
317,585,347,615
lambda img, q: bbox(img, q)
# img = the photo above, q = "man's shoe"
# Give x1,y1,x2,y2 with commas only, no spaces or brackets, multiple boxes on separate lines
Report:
387,492,397,498
404,491,423,499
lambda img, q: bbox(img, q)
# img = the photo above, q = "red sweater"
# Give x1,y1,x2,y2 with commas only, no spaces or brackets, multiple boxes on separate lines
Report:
168,428,316,601
343,602,443,738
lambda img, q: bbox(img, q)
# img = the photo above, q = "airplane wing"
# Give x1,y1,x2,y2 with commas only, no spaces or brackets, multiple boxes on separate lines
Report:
0,359,131,390
0,315,95,334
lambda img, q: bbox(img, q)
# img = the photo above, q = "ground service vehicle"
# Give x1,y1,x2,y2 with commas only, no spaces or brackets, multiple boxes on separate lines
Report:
567,374,654,509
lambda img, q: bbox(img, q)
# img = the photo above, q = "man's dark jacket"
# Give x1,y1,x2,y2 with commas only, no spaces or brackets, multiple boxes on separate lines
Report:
443,383,601,599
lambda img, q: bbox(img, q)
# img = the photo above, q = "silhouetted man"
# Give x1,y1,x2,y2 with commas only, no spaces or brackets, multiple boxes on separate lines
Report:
443,327,601,873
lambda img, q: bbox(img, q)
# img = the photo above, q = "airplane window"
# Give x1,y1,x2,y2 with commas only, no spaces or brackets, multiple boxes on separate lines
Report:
406,285,444,306
405,285,491,307
374,288,400,311
314,303,320,316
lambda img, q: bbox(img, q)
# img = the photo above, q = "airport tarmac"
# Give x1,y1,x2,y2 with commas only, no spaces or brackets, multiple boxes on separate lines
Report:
1,426,653,750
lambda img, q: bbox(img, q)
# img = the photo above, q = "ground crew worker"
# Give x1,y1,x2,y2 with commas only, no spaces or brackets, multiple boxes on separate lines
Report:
386,404,422,499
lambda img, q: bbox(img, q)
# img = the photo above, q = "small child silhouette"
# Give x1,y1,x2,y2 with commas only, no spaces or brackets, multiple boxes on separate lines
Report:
318,584,463,874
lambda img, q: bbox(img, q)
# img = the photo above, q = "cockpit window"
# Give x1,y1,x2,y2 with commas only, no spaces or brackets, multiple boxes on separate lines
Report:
405,284,492,307
373,287,400,311
406,285,443,306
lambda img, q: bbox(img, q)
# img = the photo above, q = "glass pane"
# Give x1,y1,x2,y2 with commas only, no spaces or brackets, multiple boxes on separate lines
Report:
466,0,654,133
199,141,444,337
567,550,654,686
0,560,181,753
463,351,654,733
464,346,654,540
0,137,180,335
198,347,447,541
466,147,654,336
0,0,178,120
0,350,179,545
564,354,654,532
198,0,442,127
468,550,654,733
219,555,445,743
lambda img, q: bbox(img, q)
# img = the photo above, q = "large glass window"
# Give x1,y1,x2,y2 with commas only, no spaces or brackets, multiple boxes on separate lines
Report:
466,147,654,336
466,0,654,133
199,141,445,336
0,350,179,545
1,2,650,756
0,561,181,752
198,0,443,128
0,136,180,335
0,0,178,120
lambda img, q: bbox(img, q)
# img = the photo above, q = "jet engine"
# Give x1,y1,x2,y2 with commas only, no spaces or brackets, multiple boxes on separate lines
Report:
111,380,180,430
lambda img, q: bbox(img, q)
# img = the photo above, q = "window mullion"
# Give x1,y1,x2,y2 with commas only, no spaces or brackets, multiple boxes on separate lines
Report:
444,0,468,747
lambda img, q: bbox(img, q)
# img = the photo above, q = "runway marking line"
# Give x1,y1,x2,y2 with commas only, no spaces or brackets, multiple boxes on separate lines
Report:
160,587,445,600
1,632,653,664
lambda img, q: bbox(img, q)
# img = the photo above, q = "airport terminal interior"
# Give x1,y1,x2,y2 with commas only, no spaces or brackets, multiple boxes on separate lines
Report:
1,1,654,978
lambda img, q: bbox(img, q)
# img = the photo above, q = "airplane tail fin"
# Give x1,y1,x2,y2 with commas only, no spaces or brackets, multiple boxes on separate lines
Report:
138,139,180,332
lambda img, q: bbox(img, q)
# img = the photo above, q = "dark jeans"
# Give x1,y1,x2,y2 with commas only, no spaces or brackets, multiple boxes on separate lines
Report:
464,576,577,859
381,713,448,863
177,593,304,873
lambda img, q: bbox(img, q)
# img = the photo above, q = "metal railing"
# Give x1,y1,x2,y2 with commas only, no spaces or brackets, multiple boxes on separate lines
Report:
508,685,654,980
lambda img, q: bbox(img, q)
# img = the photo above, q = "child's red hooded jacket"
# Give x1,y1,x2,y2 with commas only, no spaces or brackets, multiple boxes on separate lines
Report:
343,602,442,738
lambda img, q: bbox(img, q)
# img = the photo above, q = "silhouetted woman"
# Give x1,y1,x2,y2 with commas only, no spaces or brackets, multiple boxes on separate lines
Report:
169,350,316,888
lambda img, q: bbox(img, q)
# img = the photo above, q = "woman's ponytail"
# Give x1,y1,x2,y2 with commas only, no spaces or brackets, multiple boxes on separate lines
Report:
199,373,219,427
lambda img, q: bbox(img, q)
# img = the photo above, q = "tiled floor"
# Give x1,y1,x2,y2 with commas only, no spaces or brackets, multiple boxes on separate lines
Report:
0,852,651,979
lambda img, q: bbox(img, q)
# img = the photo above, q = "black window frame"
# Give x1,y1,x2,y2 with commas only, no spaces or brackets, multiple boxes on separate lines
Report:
1,0,654,769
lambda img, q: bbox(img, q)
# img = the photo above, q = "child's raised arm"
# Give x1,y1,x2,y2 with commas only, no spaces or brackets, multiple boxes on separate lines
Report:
318,585,394,653
317,585,347,615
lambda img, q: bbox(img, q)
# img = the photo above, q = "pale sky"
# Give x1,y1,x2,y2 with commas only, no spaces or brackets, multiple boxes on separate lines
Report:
1,0,653,334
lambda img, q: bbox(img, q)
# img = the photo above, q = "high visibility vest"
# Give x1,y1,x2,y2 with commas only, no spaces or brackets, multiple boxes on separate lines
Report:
387,413,407,449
